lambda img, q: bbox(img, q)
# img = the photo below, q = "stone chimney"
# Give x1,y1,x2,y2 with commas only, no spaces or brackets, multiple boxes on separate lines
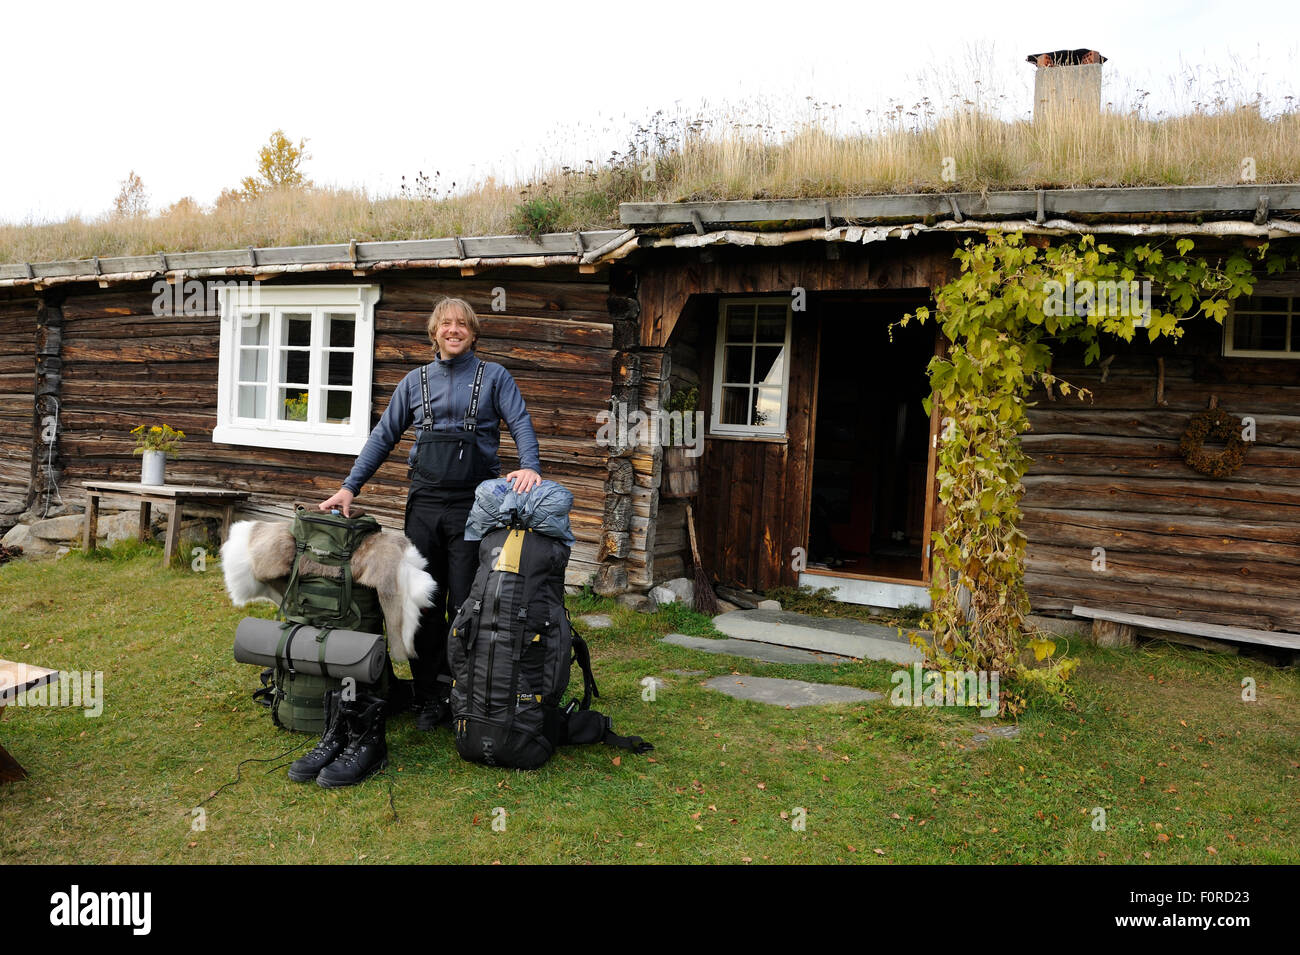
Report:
1026,48,1106,122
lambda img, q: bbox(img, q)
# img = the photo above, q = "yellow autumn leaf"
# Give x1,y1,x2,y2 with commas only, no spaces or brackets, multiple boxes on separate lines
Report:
1027,637,1056,661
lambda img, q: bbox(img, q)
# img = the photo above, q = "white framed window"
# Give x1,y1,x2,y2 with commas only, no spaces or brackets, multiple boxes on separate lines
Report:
214,284,379,455
710,298,793,437
1224,296,1300,359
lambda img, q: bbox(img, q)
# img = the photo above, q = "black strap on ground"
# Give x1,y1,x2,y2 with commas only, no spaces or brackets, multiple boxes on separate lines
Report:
562,710,652,755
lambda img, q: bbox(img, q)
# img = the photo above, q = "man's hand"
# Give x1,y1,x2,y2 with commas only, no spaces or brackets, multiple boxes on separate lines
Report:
319,487,355,516
505,469,541,494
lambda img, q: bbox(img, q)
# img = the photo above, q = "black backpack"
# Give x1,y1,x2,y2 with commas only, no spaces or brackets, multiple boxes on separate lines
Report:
447,525,651,769
253,505,389,733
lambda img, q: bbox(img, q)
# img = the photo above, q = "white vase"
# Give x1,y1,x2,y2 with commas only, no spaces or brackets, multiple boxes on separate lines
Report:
141,450,166,486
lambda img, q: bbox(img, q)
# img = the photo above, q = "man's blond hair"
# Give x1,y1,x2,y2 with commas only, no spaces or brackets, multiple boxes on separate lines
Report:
427,297,481,349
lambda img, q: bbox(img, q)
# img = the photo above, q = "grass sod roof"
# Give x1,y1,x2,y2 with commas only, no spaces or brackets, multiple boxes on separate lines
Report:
2,98,1298,272
3,184,1299,290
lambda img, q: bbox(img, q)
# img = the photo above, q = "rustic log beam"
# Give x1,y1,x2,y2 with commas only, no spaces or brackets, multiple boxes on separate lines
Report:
32,293,65,514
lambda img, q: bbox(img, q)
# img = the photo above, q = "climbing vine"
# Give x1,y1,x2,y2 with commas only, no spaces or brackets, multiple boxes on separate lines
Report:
901,230,1298,711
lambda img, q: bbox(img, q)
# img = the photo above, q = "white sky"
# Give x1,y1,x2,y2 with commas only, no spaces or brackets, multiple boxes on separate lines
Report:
1,0,1295,225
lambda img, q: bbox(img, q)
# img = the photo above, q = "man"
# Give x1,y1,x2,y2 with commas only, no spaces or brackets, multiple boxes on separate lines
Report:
320,296,541,728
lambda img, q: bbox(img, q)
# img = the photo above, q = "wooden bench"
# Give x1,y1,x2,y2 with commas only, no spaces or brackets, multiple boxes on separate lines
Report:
81,481,249,567
1073,605,1300,655
0,659,59,783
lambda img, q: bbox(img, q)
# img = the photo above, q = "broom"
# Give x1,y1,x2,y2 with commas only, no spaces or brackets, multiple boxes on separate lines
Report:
686,501,719,616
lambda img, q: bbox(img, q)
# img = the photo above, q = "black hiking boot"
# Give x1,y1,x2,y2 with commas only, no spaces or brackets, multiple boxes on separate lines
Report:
316,694,388,788
287,689,347,783
412,694,450,732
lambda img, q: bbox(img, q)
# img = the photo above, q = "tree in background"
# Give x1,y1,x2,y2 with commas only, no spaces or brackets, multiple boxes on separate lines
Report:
112,170,149,218
239,129,311,199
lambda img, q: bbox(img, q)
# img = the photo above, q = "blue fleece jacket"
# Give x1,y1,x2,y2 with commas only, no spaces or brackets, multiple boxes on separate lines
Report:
342,350,540,496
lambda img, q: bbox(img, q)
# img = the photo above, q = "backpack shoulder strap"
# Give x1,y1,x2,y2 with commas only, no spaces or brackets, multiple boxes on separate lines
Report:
568,625,599,710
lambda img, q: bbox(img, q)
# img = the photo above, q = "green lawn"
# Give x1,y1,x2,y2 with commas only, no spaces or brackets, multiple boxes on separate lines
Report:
1,543,1297,864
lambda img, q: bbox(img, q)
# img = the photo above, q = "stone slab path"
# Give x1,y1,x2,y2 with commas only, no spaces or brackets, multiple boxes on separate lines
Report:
702,675,882,707
712,609,927,664
660,633,854,665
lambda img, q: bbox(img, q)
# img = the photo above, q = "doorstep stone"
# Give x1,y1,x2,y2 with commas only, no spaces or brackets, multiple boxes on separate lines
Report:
661,633,854,665
712,609,926,664
703,675,882,707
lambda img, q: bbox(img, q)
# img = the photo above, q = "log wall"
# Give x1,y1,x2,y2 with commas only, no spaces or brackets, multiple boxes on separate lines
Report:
48,270,614,585
1023,318,1300,632
0,288,38,514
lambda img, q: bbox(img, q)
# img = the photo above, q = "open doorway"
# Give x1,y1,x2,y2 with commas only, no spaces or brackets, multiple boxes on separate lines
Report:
807,298,936,582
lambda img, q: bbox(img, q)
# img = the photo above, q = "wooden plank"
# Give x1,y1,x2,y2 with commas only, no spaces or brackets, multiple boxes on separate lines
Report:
0,232,628,283
618,184,1300,227
1022,474,1300,520
1072,605,1300,651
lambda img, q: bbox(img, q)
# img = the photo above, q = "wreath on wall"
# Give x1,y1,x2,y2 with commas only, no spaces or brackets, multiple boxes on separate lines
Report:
1179,408,1249,478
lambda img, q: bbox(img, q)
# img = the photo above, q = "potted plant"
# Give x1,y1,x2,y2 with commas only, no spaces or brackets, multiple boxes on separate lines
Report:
131,423,185,485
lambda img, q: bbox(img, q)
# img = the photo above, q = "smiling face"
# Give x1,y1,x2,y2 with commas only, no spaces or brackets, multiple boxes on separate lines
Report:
434,308,474,357
427,298,480,358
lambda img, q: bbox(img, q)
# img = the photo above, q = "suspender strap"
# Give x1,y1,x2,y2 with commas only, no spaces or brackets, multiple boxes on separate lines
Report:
421,358,486,433
463,359,486,431
419,363,434,433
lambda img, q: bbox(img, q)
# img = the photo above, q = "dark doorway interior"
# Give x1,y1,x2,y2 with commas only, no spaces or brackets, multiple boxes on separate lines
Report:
808,299,934,581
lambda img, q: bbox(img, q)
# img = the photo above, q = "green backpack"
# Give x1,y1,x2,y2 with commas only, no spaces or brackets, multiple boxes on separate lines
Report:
254,505,388,734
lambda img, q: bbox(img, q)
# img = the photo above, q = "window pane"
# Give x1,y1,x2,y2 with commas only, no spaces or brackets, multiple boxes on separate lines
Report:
327,313,356,349
1234,313,1286,351
279,389,309,422
720,386,750,426
328,351,354,386
238,347,268,382
753,345,785,385
237,385,265,418
324,389,352,424
725,307,755,342
279,350,310,385
285,314,312,347
755,306,787,342
753,386,782,428
239,313,268,346
1292,318,1299,353
1242,296,1289,312
723,345,752,384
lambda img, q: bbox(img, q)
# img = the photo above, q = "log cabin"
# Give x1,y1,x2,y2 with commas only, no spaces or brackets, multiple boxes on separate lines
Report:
2,184,1299,650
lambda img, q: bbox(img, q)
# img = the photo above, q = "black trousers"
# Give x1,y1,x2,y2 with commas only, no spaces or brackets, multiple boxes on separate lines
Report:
403,485,478,701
